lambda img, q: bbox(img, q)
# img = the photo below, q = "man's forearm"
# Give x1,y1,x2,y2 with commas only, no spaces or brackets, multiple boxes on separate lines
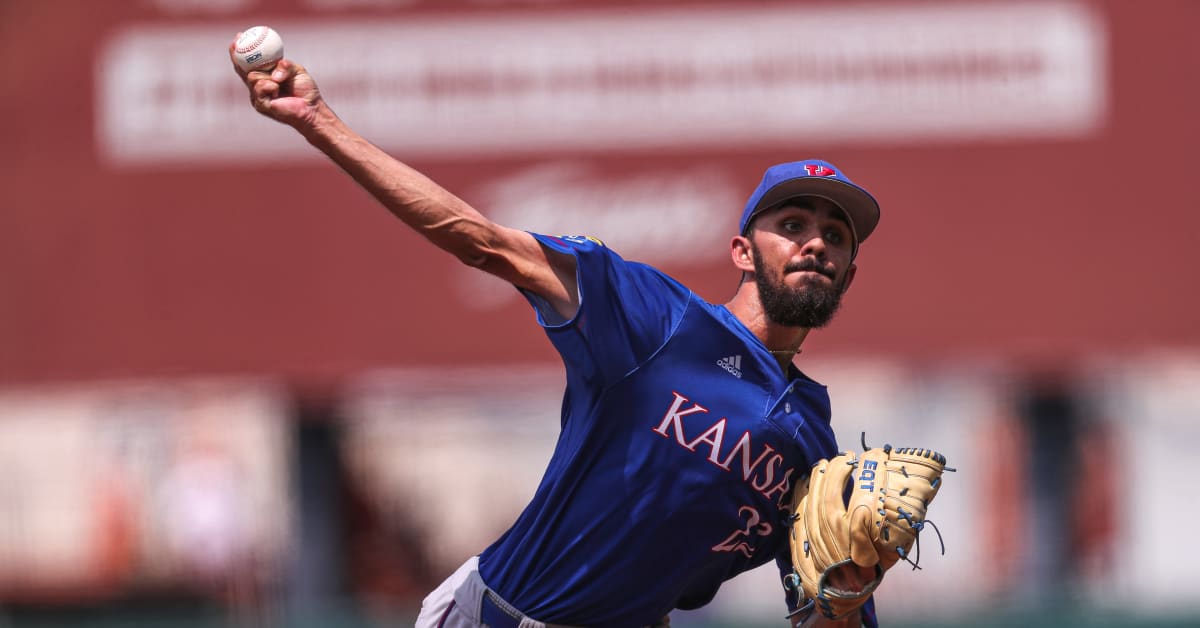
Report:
298,102,495,266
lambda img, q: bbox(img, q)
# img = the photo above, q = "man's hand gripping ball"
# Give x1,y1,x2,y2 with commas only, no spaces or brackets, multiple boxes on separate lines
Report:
786,439,952,621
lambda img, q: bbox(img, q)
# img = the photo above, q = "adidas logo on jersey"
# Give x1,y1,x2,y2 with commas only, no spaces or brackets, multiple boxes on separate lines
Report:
716,354,743,378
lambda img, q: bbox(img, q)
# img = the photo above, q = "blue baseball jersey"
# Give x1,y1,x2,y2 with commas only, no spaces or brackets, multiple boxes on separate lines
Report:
477,234,874,627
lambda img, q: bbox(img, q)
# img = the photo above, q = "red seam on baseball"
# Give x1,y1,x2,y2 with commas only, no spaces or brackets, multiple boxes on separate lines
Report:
236,28,269,54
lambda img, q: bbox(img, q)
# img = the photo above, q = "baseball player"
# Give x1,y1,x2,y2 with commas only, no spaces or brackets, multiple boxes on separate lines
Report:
231,42,930,628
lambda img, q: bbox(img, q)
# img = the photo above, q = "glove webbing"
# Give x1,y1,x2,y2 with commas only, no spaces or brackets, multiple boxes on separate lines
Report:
861,433,956,570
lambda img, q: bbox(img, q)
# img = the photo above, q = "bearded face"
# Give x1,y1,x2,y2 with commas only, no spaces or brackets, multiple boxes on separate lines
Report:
751,242,846,329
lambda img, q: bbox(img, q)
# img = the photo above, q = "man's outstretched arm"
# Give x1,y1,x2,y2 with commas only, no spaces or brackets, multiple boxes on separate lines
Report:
229,42,579,319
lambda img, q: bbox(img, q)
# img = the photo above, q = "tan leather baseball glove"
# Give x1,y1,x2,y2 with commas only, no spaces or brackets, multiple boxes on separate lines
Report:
786,441,952,621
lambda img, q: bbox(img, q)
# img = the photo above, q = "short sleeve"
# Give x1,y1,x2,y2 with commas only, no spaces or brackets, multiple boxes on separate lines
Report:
521,233,691,386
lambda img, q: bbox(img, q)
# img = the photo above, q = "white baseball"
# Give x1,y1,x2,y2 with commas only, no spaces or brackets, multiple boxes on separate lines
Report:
234,26,284,72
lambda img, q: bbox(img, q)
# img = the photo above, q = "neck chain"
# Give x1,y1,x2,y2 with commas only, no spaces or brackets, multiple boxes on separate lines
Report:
768,348,801,356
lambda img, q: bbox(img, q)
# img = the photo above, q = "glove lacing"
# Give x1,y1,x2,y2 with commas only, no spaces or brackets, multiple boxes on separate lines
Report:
860,432,955,571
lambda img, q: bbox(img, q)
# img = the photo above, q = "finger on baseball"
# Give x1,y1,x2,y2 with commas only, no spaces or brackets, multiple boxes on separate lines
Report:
228,34,250,80
250,88,275,115
269,59,298,83
252,79,280,101
246,68,275,83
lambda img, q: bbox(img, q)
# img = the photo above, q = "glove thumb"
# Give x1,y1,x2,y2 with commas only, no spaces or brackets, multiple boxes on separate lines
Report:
849,505,881,568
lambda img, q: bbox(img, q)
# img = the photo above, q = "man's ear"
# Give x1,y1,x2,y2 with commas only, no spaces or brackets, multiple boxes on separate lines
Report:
731,235,756,273
840,263,858,294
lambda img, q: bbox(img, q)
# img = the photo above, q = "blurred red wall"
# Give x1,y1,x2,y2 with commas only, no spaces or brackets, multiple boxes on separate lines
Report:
1,0,1197,385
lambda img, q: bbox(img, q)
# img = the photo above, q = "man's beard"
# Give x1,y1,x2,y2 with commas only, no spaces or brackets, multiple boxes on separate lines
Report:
752,245,845,329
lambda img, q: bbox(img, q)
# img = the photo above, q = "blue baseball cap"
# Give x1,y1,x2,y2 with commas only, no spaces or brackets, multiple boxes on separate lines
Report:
738,159,881,253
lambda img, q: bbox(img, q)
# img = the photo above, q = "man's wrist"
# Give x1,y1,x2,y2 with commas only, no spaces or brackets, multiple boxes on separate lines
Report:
299,102,344,148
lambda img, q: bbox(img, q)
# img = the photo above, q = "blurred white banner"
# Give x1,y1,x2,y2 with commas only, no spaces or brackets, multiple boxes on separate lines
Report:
96,2,1106,165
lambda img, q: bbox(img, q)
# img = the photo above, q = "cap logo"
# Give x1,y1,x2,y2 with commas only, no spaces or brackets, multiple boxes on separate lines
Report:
804,164,836,177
